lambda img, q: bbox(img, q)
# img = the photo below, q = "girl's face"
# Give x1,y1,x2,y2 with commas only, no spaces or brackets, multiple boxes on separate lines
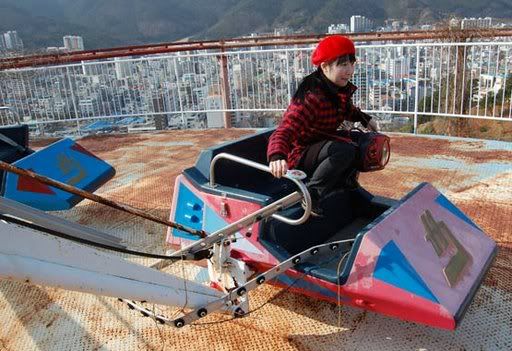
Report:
321,59,356,87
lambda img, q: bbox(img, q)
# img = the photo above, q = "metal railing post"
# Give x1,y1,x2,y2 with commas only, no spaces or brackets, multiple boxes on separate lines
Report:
218,48,232,128
413,45,420,134
66,66,81,136
285,51,292,102
172,57,186,128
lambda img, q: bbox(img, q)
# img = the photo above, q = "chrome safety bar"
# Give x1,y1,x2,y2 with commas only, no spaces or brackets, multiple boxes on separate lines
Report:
209,152,311,225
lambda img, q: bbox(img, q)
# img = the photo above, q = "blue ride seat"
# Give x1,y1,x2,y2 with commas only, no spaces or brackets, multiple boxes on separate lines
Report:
183,129,292,203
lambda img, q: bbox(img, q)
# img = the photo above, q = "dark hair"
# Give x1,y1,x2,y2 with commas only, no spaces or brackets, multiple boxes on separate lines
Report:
292,54,356,103
333,54,356,65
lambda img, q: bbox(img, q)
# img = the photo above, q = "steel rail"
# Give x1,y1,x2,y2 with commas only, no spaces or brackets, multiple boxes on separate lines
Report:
1,28,511,70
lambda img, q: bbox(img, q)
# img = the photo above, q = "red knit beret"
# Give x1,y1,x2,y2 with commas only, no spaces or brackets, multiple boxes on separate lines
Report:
311,35,356,66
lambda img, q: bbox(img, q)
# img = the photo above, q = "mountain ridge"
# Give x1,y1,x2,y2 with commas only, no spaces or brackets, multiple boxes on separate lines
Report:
0,0,509,50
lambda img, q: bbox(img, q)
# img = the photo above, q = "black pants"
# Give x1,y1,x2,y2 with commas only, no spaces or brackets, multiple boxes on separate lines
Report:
298,140,357,203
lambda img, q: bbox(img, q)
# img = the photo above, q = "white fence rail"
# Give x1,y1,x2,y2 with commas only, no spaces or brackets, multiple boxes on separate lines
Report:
0,41,511,136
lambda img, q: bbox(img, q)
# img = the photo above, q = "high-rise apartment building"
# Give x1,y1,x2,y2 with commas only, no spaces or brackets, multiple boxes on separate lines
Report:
2,31,23,50
63,35,84,51
350,16,373,33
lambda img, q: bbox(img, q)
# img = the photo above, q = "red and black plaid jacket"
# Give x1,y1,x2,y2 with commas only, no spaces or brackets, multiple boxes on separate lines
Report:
267,80,371,169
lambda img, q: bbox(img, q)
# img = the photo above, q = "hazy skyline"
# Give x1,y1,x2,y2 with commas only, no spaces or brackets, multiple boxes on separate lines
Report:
0,0,510,50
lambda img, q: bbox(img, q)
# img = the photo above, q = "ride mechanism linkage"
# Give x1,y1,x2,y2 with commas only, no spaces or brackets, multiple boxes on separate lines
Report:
121,238,354,328
0,154,351,328
117,154,317,327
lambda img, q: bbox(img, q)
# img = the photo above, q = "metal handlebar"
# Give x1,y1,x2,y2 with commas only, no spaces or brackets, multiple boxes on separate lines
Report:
209,153,312,225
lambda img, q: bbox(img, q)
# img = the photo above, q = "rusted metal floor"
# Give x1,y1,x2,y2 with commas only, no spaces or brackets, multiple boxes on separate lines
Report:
1,129,511,351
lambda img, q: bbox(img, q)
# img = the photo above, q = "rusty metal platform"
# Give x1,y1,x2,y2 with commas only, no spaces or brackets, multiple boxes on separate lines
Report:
1,130,511,351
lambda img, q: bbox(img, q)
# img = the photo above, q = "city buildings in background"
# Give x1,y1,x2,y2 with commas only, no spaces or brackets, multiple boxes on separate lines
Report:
46,35,85,53
1,36,510,134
